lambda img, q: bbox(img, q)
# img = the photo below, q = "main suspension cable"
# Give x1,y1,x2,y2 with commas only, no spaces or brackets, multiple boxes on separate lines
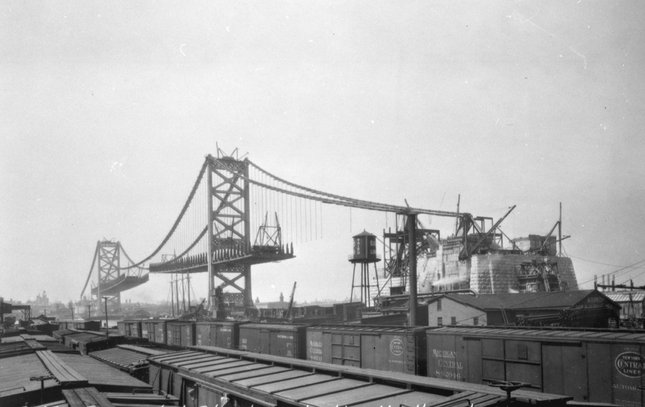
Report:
247,159,463,217
122,159,208,269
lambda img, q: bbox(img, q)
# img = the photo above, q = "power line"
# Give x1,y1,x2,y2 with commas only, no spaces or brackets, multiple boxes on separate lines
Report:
576,258,645,287
569,255,624,268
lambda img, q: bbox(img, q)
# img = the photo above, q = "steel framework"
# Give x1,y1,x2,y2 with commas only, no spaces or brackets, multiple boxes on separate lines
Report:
80,240,148,311
207,153,253,309
93,241,121,309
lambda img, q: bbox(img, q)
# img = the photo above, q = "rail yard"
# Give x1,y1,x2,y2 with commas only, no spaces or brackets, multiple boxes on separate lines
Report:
2,151,643,407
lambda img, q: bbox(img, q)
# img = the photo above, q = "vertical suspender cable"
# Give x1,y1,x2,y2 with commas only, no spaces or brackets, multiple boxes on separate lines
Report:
300,197,303,242
310,199,313,241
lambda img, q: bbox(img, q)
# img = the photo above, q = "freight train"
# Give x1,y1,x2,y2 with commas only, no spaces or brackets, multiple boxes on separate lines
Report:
115,319,645,406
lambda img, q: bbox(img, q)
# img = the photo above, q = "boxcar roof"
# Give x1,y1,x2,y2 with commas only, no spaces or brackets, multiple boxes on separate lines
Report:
427,326,645,342
148,346,571,406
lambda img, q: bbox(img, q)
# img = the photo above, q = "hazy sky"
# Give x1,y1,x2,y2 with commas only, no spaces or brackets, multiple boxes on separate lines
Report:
2,1,644,306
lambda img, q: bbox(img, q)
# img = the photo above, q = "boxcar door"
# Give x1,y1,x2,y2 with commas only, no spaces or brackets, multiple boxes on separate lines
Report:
361,334,377,370
259,328,271,354
542,343,588,402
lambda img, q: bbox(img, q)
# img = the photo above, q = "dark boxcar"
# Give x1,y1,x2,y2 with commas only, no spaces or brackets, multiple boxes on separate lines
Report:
426,326,645,407
55,321,72,330
140,320,148,339
142,320,156,343
195,321,240,348
238,323,307,358
53,328,76,342
167,321,195,347
306,325,427,375
123,320,142,338
73,320,101,331
145,319,174,345
117,321,126,336
64,331,118,354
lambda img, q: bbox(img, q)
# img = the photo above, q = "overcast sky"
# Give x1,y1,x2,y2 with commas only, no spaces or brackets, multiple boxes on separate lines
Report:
1,1,644,306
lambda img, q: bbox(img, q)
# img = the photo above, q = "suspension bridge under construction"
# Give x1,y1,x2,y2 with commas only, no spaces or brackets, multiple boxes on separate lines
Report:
80,147,540,323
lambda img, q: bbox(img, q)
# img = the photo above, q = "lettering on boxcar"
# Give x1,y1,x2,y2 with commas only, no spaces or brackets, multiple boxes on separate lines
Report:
308,340,323,361
615,352,644,378
432,348,463,380
389,337,404,356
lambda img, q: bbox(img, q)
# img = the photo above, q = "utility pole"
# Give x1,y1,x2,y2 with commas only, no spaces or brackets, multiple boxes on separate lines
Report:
170,275,175,317
181,273,186,313
175,275,180,315
102,297,109,340
558,202,562,256
187,272,191,311
455,194,461,235
407,213,417,327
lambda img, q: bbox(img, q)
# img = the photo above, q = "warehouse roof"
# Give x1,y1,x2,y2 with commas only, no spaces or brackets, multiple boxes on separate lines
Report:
603,290,645,303
427,289,618,311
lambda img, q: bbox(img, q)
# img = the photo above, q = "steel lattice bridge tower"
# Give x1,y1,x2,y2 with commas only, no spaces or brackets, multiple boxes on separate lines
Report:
80,240,149,311
148,153,295,309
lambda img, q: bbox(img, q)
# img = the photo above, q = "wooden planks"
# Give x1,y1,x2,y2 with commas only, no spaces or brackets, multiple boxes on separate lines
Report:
56,353,151,392
62,387,114,407
36,350,88,387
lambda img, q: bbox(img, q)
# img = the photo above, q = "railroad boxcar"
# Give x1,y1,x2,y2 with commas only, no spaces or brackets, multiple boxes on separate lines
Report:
53,328,76,342
238,323,307,358
63,330,119,354
72,320,101,331
56,320,73,330
195,321,241,348
147,347,571,407
140,319,148,339
141,320,157,343
426,326,645,407
123,319,143,338
143,319,174,345
117,321,126,336
306,325,427,375
167,321,195,347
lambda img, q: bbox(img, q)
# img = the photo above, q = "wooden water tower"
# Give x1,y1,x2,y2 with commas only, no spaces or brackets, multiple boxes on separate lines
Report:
349,230,381,307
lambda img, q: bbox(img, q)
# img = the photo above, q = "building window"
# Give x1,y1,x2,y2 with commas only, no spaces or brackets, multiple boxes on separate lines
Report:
437,299,442,311
473,317,479,326
437,317,443,327
451,316,456,325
